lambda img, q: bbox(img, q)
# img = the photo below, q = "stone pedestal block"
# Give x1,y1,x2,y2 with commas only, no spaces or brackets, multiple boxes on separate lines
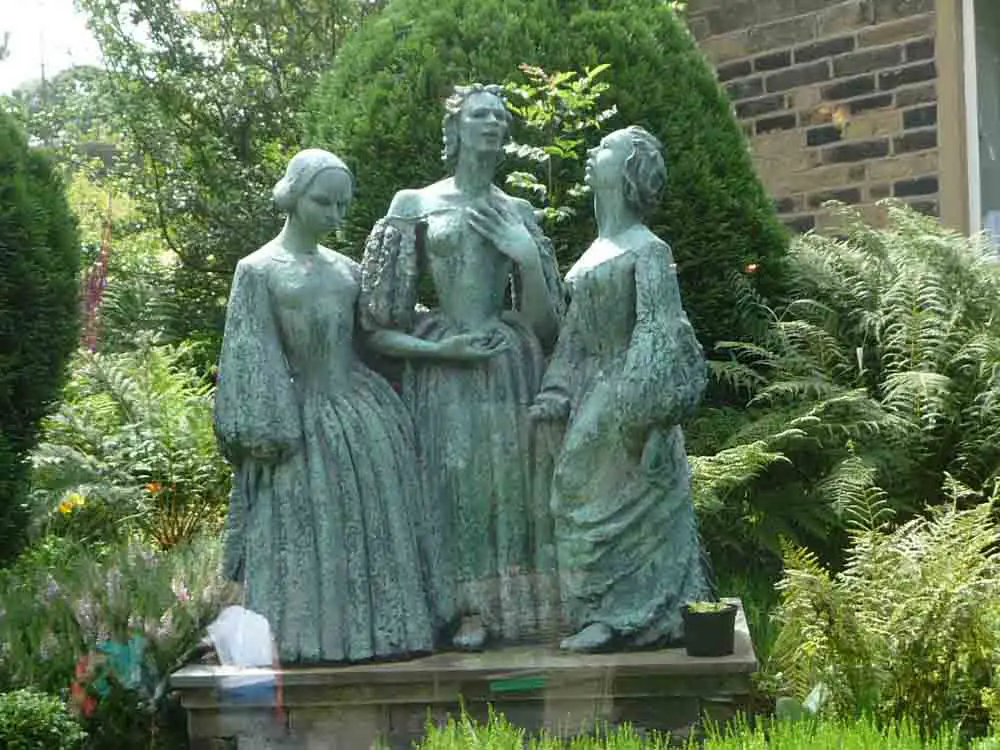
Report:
172,600,758,749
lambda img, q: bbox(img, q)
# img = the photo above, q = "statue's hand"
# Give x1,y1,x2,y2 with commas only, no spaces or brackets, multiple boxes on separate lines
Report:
529,393,570,422
467,202,540,268
434,332,509,362
249,441,292,464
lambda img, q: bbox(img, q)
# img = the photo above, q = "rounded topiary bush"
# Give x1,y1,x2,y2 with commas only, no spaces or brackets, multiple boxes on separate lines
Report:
0,110,80,560
0,689,86,750
306,0,789,350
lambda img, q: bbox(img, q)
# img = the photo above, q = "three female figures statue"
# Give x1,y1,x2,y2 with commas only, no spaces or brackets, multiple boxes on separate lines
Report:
214,83,711,664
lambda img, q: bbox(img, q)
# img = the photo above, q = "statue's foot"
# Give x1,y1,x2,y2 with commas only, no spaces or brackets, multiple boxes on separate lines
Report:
452,615,487,652
560,622,614,653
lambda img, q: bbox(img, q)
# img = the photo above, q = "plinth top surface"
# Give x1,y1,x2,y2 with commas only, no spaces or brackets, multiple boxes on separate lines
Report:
171,599,757,689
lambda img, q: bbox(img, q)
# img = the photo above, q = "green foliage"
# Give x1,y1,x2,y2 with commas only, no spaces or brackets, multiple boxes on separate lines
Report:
413,708,964,748
503,63,616,230
29,343,230,549
307,0,789,349
0,109,80,562
767,494,1000,732
699,715,960,750
0,689,86,750
66,171,177,353
75,0,382,363
3,65,118,164
0,536,235,747
688,203,1000,565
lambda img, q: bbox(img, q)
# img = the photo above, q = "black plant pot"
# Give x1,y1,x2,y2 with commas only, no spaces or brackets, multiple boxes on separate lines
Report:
681,602,737,657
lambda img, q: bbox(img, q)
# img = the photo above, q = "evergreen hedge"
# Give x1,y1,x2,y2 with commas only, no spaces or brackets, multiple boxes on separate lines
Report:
0,110,79,560
306,0,789,350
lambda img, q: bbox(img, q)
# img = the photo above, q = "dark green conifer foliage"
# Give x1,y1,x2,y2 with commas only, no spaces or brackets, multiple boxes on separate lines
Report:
307,0,789,349
0,111,80,560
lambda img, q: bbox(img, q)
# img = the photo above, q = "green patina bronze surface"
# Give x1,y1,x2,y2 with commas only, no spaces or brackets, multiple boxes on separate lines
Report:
358,84,565,650
532,126,712,652
215,149,439,663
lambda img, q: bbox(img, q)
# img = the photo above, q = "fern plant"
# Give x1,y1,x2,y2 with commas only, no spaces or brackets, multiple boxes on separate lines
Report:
28,342,230,549
766,486,1000,732
689,202,1000,565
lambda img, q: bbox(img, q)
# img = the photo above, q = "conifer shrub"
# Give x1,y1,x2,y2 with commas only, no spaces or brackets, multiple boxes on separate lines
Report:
306,0,789,350
0,110,79,561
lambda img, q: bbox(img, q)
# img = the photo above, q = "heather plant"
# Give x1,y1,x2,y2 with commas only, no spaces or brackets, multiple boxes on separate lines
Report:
0,536,235,748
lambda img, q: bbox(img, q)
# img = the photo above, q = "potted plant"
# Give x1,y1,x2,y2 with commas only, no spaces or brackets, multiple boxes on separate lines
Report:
681,600,737,657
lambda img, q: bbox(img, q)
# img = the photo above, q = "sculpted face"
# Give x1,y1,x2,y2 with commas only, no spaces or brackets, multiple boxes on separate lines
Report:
294,168,353,235
458,91,508,157
585,129,632,191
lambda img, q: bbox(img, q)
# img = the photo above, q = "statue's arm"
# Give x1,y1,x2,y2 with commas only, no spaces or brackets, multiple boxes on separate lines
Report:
511,200,564,351
214,259,301,463
618,240,707,433
357,195,502,363
531,295,581,422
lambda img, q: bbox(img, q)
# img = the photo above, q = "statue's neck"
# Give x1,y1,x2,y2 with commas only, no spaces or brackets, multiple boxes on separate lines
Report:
277,215,319,255
453,151,499,198
594,189,640,240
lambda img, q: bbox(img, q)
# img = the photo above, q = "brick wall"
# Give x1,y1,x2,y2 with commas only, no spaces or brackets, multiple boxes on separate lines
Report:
687,0,940,232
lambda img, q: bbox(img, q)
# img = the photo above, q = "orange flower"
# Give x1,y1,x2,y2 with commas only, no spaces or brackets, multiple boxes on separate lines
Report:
58,493,86,514
145,481,162,493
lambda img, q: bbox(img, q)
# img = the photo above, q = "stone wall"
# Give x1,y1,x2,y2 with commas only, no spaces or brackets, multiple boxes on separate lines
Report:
686,0,940,232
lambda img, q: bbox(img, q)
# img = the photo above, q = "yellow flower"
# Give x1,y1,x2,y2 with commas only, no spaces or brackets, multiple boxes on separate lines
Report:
58,493,86,514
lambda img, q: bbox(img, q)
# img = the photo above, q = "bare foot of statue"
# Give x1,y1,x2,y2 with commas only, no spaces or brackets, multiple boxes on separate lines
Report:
452,614,487,651
560,622,614,653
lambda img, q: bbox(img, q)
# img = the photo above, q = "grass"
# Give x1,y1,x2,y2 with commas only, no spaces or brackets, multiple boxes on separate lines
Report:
412,710,965,749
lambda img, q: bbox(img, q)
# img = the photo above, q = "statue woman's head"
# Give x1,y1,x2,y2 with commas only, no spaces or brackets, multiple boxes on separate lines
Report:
273,149,354,234
585,126,667,217
441,83,513,168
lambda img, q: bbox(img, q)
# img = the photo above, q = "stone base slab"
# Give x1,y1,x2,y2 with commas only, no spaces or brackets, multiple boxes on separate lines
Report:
171,599,757,749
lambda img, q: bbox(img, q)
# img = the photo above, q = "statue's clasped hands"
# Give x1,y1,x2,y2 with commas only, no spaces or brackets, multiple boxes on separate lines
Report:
528,392,570,422
434,329,509,362
467,201,540,269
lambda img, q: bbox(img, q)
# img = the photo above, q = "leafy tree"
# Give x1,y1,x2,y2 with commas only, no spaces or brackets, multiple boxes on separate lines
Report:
503,63,617,229
0,110,80,562
306,0,789,350
3,65,117,159
76,0,384,363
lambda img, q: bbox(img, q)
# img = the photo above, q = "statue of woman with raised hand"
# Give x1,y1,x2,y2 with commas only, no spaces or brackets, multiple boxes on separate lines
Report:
215,149,437,663
359,84,565,650
531,127,713,653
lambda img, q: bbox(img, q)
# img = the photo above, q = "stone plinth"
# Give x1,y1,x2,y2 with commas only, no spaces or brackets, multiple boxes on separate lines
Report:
171,600,757,750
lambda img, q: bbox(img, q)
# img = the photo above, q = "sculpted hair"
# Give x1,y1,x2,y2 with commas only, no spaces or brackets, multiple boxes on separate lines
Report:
273,149,353,212
441,83,513,167
621,126,667,218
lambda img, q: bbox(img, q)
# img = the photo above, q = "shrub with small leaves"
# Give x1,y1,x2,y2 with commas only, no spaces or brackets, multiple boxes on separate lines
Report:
0,689,86,750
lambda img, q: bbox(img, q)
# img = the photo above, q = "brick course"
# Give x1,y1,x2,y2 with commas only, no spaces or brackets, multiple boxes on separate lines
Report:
687,0,941,232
